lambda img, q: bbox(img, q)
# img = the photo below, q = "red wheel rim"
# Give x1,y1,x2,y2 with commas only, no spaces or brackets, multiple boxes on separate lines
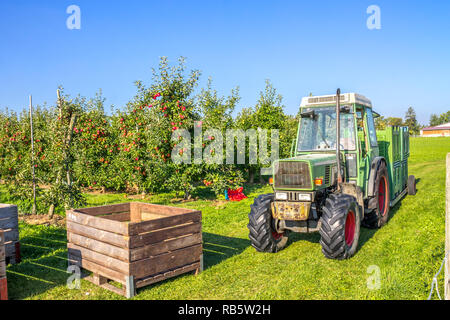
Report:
272,231,283,241
378,176,388,216
345,210,356,246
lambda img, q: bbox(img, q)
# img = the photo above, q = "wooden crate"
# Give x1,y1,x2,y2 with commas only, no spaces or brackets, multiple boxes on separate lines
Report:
0,230,8,300
66,202,203,298
0,204,20,265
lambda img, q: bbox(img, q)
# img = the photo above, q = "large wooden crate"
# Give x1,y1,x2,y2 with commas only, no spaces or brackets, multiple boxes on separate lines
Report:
0,230,8,300
66,202,203,298
0,204,20,265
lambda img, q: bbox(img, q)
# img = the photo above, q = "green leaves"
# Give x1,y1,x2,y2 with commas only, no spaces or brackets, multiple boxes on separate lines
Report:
0,57,298,208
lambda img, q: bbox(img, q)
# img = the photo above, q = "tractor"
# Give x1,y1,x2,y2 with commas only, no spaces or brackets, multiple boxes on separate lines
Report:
248,89,416,259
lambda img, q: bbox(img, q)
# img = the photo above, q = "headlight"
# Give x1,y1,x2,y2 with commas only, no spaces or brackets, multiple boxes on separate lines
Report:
297,193,312,201
275,192,288,200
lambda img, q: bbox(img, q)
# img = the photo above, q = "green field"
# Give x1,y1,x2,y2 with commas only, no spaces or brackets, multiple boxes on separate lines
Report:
2,137,449,300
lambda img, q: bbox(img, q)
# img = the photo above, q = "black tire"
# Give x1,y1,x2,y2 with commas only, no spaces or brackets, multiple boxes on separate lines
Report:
319,193,361,260
362,161,390,229
408,175,416,195
248,194,288,253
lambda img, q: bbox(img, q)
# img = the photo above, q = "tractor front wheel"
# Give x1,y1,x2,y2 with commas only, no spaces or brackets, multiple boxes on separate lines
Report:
319,193,361,260
248,194,288,253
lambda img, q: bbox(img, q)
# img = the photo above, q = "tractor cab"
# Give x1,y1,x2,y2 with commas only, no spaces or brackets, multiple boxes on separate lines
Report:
292,93,379,195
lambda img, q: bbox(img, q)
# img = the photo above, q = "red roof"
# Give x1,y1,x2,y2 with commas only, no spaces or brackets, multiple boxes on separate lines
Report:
422,123,450,131
422,126,450,131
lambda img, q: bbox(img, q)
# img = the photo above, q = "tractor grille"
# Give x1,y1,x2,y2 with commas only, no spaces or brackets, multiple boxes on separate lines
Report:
324,165,331,185
274,161,311,189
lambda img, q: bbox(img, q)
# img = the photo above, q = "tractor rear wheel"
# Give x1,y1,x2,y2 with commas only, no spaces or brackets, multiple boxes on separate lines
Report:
362,161,390,229
408,175,416,195
319,193,361,260
248,194,288,253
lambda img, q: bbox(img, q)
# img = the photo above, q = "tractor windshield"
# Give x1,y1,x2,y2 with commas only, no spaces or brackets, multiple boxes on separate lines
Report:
297,106,356,151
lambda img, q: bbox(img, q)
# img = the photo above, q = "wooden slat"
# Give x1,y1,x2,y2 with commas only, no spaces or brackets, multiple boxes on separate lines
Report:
92,273,108,285
3,229,19,243
132,202,193,215
0,245,5,262
129,222,201,248
130,202,143,222
67,232,130,262
73,203,130,216
130,233,202,262
84,275,125,296
0,262,5,278
101,212,130,222
0,216,18,230
0,204,17,219
4,242,17,256
136,262,200,288
0,231,4,245
130,244,202,279
128,211,201,235
68,243,130,274
68,254,127,285
67,221,130,248
67,210,129,236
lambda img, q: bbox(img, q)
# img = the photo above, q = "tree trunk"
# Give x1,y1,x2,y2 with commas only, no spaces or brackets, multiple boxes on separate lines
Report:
49,111,77,219
249,169,254,184
259,174,265,184
65,114,77,209
48,204,55,218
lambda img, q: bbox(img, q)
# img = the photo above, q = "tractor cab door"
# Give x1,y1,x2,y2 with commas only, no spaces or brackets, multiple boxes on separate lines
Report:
364,108,379,160
356,106,379,193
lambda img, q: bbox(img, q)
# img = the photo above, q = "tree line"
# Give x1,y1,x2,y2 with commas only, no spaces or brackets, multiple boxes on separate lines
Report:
375,107,450,135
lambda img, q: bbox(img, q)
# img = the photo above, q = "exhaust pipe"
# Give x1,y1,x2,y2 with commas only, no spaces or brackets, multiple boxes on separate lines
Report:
336,88,343,185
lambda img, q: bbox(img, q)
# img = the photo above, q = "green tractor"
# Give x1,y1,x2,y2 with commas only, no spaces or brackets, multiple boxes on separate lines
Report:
248,89,416,259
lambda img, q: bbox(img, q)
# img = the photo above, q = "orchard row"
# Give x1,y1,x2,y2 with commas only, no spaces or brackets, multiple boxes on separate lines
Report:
0,57,298,214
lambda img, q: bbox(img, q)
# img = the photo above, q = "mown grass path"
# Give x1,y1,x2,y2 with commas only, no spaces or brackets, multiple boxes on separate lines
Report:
3,137,449,300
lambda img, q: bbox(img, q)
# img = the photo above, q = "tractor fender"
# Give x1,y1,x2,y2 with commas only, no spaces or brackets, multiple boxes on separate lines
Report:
340,182,365,219
367,157,387,197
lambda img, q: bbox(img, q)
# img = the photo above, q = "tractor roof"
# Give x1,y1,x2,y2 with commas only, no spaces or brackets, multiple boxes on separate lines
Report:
300,93,373,109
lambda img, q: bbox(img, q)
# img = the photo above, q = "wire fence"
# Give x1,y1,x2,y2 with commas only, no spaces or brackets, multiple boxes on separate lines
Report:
428,251,449,300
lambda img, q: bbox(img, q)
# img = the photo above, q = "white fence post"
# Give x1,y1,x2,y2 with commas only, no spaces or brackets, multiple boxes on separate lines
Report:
445,153,450,300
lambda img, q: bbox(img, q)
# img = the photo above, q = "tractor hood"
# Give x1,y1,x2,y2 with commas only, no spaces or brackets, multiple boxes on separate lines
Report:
272,154,337,191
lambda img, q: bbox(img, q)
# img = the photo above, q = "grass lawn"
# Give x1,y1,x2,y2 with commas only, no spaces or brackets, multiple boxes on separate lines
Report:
2,137,449,300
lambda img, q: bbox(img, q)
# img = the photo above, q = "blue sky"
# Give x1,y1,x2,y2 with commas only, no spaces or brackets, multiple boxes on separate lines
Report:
1,0,449,124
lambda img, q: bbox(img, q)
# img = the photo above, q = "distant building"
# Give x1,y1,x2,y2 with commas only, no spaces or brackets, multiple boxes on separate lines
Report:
420,122,450,137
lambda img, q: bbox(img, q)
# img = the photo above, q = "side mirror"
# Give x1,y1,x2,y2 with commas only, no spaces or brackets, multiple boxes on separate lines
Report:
340,106,351,113
300,110,316,118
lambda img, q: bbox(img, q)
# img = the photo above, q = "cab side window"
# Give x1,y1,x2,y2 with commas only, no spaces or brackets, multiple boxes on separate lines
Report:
366,108,378,147
356,109,367,157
